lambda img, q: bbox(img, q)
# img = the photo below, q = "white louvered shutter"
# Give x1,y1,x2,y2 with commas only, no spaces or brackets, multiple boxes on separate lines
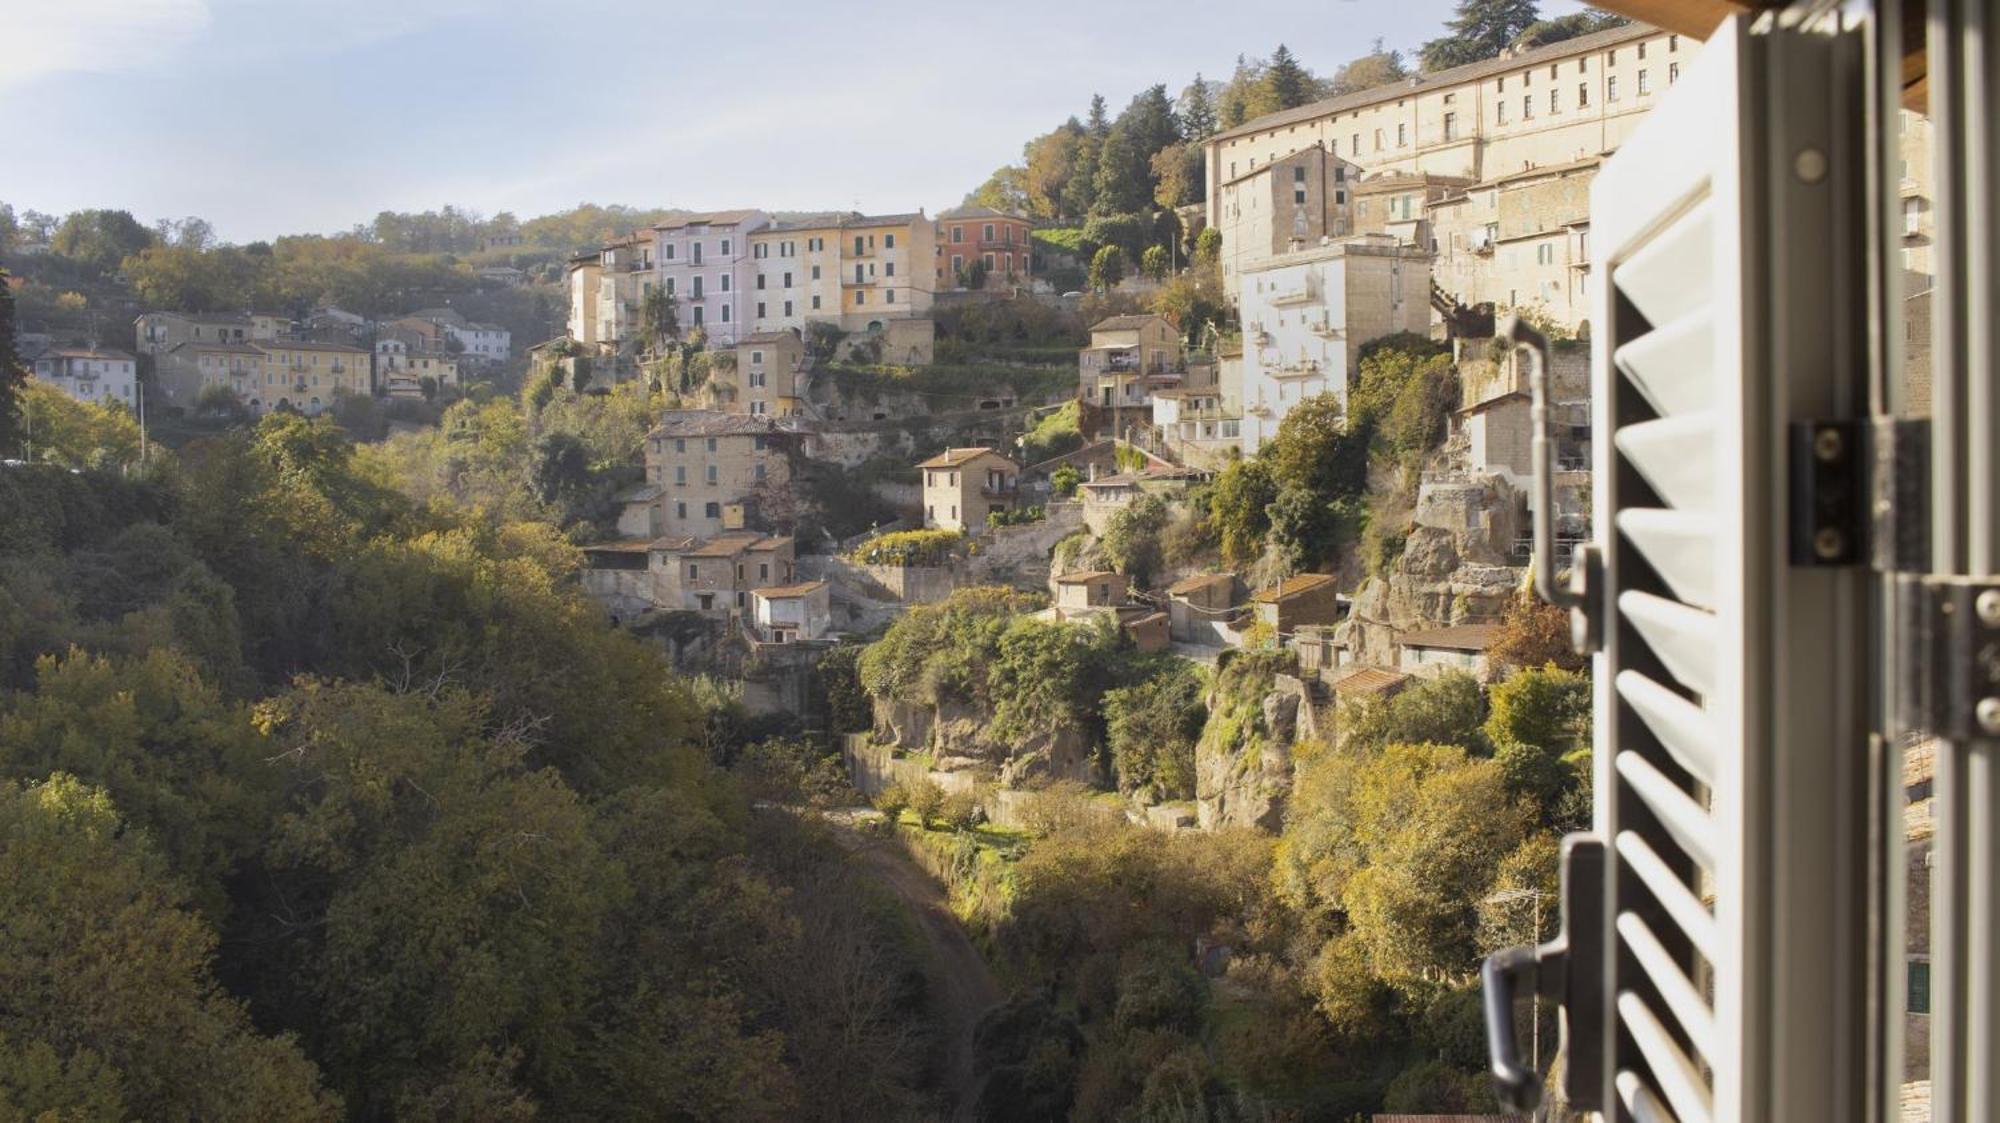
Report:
1533,15,1872,1123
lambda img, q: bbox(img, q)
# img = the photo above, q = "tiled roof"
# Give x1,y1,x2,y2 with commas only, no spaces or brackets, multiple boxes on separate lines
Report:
1168,573,1235,597
1253,573,1338,603
939,204,1028,220
1399,623,1498,651
747,536,791,552
44,347,135,360
738,330,803,345
166,340,262,356
1330,666,1410,696
841,212,925,229
1208,22,1659,144
917,446,1009,469
655,209,764,229
1054,570,1120,584
649,535,699,552
686,533,771,558
582,538,655,554
753,579,827,599
647,410,785,439
1090,314,1166,332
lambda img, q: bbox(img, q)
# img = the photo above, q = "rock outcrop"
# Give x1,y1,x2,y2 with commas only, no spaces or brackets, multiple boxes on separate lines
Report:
1193,656,1311,832
1339,474,1525,666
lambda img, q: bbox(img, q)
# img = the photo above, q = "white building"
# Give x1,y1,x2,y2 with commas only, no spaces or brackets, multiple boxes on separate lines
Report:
1237,234,1432,453
750,580,831,643
31,348,138,408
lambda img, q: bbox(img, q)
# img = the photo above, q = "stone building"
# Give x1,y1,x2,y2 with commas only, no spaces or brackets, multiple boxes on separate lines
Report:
676,533,796,617
751,580,831,643
729,331,809,418
1078,314,1184,410
1430,157,1600,330
918,446,1019,534
1211,144,1363,300
1396,623,1498,680
1167,573,1244,645
639,411,795,540
1251,573,1344,634
1051,571,1128,615
153,340,262,409
134,311,282,357
1237,234,1432,454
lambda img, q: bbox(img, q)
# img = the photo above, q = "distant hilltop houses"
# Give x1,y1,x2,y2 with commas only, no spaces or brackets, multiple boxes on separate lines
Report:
562,206,1033,357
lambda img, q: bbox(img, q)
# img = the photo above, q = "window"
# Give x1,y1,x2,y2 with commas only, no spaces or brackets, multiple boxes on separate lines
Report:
720,238,731,254
721,305,731,322
692,242,702,264
1396,122,1407,146
1524,67,1532,86
1551,89,1560,113
983,223,995,240
1443,111,1457,140
1608,75,1620,101
1638,69,1650,95
885,261,895,277
1909,961,1931,1013
666,277,676,296
1295,185,1307,205
1579,82,1591,107
1579,55,1589,72
675,438,686,453
1537,243,1554,265
1497,75,1505,91
1669,62,1680,84
705,437,717,452
692,276,703,298
704,501,720,517
1293,165,1306,182
1904,196,1923,234
754,458,767,474
1373,128,1383,151
693,307,704,325
676,501,687,519
720,274,731,292
751,350,764,365
756,302,766,318
783,300,793,316
811,296,821,309
782,271,792,287
854,264,864,283
1668,33,1678,51
886,289,895,302
706,465,718,484
750,401,767,416
674,465,687,485
1443,91,1455,104
1351,132,1360,153
665,244,675,260
756,274,766,290
1497,100,1509,124
1637,41,1647,60
753,243,765,259
885,233,895,248
1550,63,1559,79
810,265,820,280
1523,95,1534,120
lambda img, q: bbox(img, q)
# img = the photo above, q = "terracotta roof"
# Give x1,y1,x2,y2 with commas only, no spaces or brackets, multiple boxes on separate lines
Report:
649,535,699,552
1168,573,1235,597
939,204,1028,220
647,410,785,439
753,580,827,599
1090,314,1167,332
44,347,135,361
1399,623,1499,651
1054,570,1120,584
1253,573,1338,603
746,536,791,552
686,533,771,558
1208,22,1659,144
655,209,764,229
917,446,1010,469
1330,666,1410,696
841,212,925,229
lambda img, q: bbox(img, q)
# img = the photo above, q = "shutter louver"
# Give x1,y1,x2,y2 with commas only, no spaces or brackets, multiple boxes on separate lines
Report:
1485,15,1870,1123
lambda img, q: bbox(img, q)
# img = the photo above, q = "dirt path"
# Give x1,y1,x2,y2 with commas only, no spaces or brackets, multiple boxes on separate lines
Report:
829,815,1003,1121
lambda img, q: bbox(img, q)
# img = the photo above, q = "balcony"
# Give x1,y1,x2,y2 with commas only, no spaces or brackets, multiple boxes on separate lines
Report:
980,484,1018,500
1267,280,1319,306
625,260,652,272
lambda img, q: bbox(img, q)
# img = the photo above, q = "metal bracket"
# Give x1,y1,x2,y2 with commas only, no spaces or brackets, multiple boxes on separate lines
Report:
1871,417,1931,573
1789,419,1868,565
1893,576,2000,739
1503,315,1605,654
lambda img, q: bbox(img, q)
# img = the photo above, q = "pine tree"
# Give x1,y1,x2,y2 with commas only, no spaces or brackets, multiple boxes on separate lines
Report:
1421,0,1542,71
1092,124,1150,216
1179,75,1218,141
1085,93,1111,137
1264,44,1316,110
0,269,23,456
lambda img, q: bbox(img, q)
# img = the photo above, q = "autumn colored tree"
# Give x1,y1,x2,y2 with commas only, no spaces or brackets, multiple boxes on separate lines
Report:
1488,587,1589,671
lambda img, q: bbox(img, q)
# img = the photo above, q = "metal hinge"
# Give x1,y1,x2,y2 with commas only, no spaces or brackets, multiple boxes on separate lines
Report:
1893,576,2000,740
1788,417,1931,570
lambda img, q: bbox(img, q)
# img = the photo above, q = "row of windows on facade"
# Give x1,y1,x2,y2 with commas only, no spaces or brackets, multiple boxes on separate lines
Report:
753,233,897,259
1231,57,1683,178
654,462,770,485
682,560,783,582
654,435,774,453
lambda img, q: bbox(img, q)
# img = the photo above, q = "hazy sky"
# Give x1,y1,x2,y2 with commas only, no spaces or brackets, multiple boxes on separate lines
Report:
0,0,1586,243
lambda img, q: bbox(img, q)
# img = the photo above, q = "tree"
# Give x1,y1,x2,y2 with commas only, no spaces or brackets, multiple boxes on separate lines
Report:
1193,226,1222,266
1208,457,1276,565
1140,245,1171,281
51,209,154,273
1024,124,1085,221
1179,75,1219,141
967,165,1032,214
1342,670,1490,755
907,778,946,828
1330,39,1411,95
640,285,677,351
1091,125,1152,217
1150,143,1202,210
1088,245,1126,291
1421,0,1543,71
1104,663,1206,799
1488,587,1588,671
0,269,23,455
0,774,340,1120
1063,95,1113,218
1514,8,1628,48
1264,44,1318,110
16,381,142,469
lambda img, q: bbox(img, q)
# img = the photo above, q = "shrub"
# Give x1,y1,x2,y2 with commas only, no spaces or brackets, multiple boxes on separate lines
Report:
1050,464,1081,498
874,782,911,823
907,778,946,828
940,791,981,832
849,528,962,567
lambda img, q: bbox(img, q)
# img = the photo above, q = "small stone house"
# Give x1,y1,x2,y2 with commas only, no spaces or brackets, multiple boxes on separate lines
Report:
677,533,796,616
1396,623,1499,681
1079,313,1183,407
1052,571,1128,614
919,447,1019,534
1251,573,1343,634
751,580,831,643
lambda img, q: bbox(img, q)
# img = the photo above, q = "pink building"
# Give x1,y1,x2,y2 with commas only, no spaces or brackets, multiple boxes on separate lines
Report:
653,210,769,344
935,205,1033,290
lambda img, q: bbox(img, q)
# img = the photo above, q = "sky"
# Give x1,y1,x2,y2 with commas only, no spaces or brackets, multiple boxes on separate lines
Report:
0,0,1586,244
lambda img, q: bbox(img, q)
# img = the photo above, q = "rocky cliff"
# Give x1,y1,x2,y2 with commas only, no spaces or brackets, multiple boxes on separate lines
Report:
1193,655,1323,831
1340,474,1524,667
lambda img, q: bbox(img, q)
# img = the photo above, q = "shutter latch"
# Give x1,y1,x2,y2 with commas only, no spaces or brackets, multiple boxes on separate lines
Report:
1505,316,1604,652
1481,835,1606,1112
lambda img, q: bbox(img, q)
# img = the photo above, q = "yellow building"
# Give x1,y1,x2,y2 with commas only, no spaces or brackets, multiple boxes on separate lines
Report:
748,219,843,335
836,212,935,332
250,340,372,416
